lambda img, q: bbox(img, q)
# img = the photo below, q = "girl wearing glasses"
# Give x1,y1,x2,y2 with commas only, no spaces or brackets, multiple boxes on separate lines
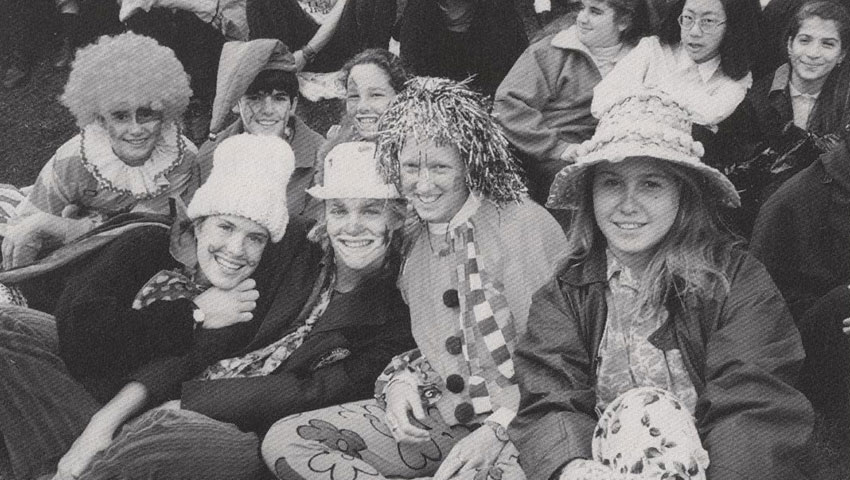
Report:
591,0,758,129
493,0,651,220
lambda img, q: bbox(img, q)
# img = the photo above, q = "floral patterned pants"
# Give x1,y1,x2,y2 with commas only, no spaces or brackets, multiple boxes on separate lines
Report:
262,399,525,480
564,387,709,480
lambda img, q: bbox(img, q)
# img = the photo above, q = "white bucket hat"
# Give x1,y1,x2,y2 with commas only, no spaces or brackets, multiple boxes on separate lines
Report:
547,92,741,209
307,142,400,199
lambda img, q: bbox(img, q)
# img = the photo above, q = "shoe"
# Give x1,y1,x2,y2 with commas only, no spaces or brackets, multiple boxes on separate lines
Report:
2,65,28,89
53,37,74,69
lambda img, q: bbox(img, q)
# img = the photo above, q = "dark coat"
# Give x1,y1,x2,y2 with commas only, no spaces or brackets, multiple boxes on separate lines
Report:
398,0,528,96
510,246,813,480
57,217,416,433
751,140,850,321
56,217,319,399
751,140,850,422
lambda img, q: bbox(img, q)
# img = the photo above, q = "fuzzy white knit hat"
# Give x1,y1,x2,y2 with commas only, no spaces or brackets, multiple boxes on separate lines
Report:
547,92,740,209
307,142,400,199
187,134,295,242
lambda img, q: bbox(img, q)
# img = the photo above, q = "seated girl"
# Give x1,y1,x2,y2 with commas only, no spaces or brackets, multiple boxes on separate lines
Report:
511,93,813,480
262,77,567,480
0,135,414,480
592,0,757,131
494,0,651,211
719,0,849,237
0,32,199,270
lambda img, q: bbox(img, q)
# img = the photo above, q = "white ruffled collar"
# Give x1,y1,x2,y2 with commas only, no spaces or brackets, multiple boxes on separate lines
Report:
80,122,186,199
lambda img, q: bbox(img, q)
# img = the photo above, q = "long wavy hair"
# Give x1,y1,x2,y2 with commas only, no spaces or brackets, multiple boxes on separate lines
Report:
565,159,742,313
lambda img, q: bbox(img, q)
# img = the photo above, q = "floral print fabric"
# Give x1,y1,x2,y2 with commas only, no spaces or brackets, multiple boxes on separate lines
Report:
595,252,699,415
564,387,709,480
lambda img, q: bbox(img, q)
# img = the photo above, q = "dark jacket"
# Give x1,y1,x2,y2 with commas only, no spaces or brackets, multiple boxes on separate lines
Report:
57,217,415,433
56,217,318,398
398,0,528,96
751,140,850,322
177,255,416,433
510,246,813,480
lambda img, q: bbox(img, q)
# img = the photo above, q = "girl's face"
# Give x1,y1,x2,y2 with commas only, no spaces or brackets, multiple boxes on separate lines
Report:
680,0,727,64
592,158,681,271
788,17,845,92
576,0,628,48
399,139,470,224
99,104,164,166
346,63,397,140
325,198,396,274
195,215,269,290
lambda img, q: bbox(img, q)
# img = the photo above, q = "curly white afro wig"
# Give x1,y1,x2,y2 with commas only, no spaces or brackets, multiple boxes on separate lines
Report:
60,32,192,128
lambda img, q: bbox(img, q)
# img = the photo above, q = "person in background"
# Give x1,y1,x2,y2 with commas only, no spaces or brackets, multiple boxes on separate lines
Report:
719,0,850,237
197,39,325,219
315,48,409,181
397,0,529,96
0,32,198,271
494,0,651,224
592,0,758,131
750,97,850,456
262,77,567,480
247,0,396,72
511,92,813,480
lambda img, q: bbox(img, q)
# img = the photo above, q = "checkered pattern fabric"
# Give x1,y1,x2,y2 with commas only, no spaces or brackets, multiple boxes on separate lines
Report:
452,222,518,414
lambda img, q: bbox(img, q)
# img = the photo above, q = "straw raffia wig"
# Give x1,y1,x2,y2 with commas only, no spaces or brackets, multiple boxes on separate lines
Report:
375,77,527,204
61,32,192,129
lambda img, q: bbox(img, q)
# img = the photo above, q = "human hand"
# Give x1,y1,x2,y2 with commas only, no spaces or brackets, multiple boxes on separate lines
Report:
293,50,308,72
560,144,579,163
0,217,46,270
384,380,430,444
432,423,505,480
193,278,259,329
54,420,116,480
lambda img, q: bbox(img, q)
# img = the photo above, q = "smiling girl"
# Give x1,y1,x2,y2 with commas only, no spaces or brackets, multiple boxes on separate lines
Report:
494,0,651,209
719,0,850,236
592,0,758,129
512,93,812,480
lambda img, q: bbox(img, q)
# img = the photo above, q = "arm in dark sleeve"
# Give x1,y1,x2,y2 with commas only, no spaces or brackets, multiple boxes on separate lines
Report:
698,254,813,480
180,296,416,432
510,277,598,480
56,227,196,378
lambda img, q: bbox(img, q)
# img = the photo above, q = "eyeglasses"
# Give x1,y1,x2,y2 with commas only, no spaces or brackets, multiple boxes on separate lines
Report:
678,14,726,34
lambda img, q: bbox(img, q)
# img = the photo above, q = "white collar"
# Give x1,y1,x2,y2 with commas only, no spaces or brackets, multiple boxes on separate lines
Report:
427,193,481,235
674,44,721,83
80,122,187,199
788,81,820,100
551,25,626,59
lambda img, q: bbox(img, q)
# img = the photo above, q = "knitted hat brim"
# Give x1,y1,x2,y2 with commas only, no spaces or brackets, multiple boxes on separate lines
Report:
546,143,741,210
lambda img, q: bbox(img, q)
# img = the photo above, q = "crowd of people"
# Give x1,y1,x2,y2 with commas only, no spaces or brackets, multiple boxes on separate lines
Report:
0,0,850,478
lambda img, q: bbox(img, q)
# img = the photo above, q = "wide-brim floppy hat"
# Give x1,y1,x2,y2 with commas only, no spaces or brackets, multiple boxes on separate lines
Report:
546,92,741,210
307,141,400,199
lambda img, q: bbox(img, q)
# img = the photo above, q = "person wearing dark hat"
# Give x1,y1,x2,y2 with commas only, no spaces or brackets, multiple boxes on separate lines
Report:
511,92,812,480
750,92,850,449
195,39,325,219
261,78,567,480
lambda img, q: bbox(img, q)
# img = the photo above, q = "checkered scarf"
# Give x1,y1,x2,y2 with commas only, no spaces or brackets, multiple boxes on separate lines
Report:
452,221,518,415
